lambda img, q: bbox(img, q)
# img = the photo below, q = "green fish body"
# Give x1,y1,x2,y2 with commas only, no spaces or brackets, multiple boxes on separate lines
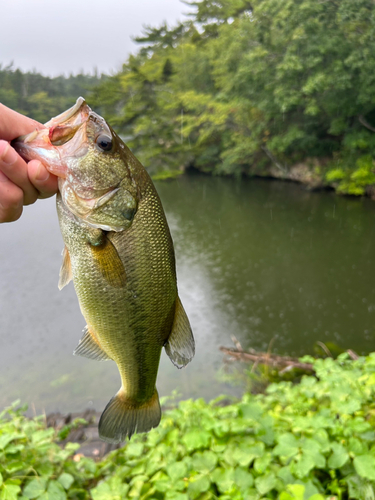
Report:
14,98,194,443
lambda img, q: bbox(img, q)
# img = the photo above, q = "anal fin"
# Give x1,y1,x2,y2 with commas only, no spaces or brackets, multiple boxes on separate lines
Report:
73,326,111,361
90,235,126,288
58,246,72,290
165,296,195,369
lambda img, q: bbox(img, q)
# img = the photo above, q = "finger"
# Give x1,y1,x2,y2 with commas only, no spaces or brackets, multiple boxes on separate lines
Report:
0,171,23,222
0,104,45,141
0,140,40,206
28,160,59,199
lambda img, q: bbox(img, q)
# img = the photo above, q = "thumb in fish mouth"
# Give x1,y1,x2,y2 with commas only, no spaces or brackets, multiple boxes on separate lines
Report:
0,142,58,223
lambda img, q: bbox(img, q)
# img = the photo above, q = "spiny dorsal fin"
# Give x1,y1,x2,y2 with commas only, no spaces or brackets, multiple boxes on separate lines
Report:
58,246,72,290
165,296,195,369
90,236,126,288
73,326,111,361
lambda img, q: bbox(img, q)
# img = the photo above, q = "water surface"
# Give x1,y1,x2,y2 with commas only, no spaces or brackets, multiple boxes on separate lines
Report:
1,176,375,413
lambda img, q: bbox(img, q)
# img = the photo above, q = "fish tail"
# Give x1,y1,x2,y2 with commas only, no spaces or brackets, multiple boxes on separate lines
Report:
98,387,161,444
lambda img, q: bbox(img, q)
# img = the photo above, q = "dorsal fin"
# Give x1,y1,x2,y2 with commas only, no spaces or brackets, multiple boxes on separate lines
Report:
164,297,195,369
58,246,72,290
90,235,127,288
73,326,112,361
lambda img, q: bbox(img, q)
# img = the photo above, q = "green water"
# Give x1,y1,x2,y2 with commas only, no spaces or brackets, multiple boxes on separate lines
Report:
160,175,375,356
0,175,375,413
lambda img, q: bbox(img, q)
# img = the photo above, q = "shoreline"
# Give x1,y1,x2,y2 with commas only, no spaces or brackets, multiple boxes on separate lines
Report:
179,160,375,200
46,409,121,460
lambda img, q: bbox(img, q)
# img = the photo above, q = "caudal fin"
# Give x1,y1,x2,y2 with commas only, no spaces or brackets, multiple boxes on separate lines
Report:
98,388,161,443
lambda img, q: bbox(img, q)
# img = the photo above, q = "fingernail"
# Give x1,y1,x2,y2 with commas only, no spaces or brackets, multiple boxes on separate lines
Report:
0,142,18,166
35,162,50,182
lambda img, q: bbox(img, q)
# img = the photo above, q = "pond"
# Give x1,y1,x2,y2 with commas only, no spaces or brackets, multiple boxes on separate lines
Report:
1,175,375,414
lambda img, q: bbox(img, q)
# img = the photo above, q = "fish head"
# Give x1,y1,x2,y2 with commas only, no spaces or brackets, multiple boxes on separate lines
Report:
13,97,138,232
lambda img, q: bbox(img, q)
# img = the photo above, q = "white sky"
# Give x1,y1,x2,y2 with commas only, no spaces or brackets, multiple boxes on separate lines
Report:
0,0,195,77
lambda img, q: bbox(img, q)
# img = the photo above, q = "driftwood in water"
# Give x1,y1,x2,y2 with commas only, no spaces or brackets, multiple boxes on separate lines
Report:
220,339,359,375
220,346,315,374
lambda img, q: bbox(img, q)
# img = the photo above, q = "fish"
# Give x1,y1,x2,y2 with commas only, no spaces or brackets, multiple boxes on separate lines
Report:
13,97,195,443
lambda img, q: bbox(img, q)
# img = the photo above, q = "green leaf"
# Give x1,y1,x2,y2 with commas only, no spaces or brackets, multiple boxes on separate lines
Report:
187,476,210,499
57,474,74,491
91,478,129,500
0,434,21,450
191,451,217,472
349,437,367,456
279,484,305,500
36,462,54,479
293,454,316,478
0,474,2,488
125,442,144,458
254,453,271,474
1,480,21,500
211,468,234,494
277,466,295,485
167,461,188,481
255,473,277,496
5,460,26,474
240,403,263,420
233,467,254,489
91,483,113,500
231,443,265,467
31,429,54,444
23,478,48,499
182,430,210,451
153,480,170,493
353,455,375,480
348,475,375,500
328,443,349,469
274,433,299,459
165,493,189,500
45,481,66,500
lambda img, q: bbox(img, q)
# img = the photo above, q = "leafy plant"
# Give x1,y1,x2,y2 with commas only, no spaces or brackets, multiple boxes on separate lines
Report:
2,353,375,499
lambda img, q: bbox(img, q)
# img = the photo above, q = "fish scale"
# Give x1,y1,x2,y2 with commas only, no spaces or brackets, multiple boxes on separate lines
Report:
13,97,195,443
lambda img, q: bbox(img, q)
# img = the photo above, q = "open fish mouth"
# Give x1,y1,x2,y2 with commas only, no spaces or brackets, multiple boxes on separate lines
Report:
47,97,91,147
13,97,92,178
45,96,87,128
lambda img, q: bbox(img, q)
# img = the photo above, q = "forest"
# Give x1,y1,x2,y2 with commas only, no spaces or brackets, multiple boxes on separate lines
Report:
2,0,375,195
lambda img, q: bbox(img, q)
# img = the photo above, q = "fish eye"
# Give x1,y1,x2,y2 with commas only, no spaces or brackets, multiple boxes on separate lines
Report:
96,135,113,152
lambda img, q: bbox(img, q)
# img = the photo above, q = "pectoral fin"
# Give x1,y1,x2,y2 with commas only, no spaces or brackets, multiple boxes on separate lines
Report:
73,326,111,361
90,235,126,288
58,246,72,290
165,297,195,369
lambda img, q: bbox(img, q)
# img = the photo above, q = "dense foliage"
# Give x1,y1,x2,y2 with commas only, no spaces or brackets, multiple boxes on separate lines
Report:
2,353,375,499
2,0,375,194
0,64,105,124
88,0,375,194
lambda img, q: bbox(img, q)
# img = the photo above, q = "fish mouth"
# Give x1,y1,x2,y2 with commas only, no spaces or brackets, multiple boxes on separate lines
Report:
13,97,91,178
44,96,87,129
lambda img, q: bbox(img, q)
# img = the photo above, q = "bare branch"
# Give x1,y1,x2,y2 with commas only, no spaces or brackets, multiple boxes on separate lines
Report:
261,146,288,174
219,346,315,372
359,115,375,133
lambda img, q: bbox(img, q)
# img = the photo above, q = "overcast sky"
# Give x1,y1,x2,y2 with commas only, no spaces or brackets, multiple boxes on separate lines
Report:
1,0,195,77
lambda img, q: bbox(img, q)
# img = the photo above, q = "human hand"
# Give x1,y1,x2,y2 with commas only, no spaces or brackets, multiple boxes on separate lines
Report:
0,104,58,223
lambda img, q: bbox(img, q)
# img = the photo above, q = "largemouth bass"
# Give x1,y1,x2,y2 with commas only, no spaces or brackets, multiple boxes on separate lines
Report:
13,97,195,443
